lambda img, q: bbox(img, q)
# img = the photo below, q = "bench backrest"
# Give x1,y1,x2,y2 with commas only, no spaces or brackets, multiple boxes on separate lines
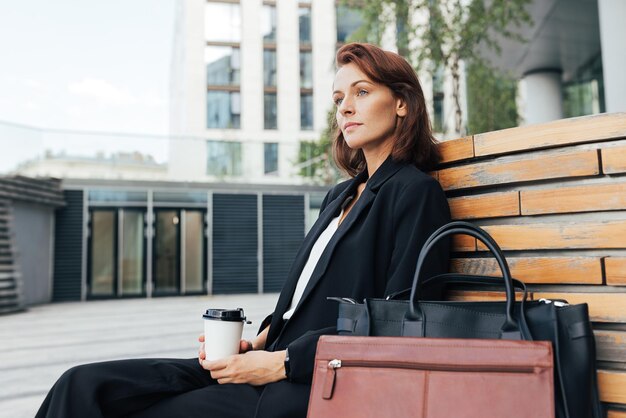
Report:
434,112,626,417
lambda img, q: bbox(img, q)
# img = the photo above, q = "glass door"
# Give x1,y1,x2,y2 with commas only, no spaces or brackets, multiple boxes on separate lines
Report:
88,208,146,298
183,210,206,294
120,210,145,295
153,210,180,294
89,210,116,297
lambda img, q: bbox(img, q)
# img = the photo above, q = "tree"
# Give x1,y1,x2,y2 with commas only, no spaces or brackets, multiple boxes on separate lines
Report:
297,108,343,185
349,0,532,135
466,60,519,134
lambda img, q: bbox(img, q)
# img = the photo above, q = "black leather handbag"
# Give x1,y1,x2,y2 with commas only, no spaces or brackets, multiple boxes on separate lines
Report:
332,221,603,418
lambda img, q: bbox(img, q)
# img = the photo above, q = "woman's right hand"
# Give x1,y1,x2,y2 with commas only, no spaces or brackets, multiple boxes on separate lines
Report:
198,334,260,363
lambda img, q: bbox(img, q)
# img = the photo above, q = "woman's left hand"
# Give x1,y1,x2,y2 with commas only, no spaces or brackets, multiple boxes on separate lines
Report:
200,350,287,386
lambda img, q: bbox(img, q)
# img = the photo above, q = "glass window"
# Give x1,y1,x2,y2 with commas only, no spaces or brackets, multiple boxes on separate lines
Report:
206,140,242,176
88,190,147,202
264,93,277,130
261,5,277,42
299,7,311,43
307,193,326,232
301,93,314,130
300,51,312,89
263,49,277,87
154,210,180,294
205,46,240,86
153,191,208,203
90,210,116,296
264,143,278,175
336,5,364,43
207,91,241,129
184,210,205,293
121,211,144,295
205,2,241,42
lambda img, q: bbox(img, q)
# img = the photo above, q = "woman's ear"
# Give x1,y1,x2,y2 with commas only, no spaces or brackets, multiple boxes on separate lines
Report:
396,98,407,117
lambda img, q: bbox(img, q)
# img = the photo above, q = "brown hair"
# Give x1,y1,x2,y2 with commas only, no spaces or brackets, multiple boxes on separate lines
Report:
333,43,441,176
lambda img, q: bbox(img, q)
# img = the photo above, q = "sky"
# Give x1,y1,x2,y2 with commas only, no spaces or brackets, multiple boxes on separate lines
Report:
0,0,176,170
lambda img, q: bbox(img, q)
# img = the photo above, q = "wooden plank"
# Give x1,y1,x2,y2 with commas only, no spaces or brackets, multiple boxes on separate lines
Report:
448,291,626,323
449,192,519,220
599,370,626,404
452,235,476,252
450,257,602,284
521,183,626,215
473,112,626,157
595,330,626,363
479,221,626,250
534,292,626,323
438,149,599,191
606,257,626,286
446,290,529,302
602,144,626,174
608,410,626,418
439,136,474,164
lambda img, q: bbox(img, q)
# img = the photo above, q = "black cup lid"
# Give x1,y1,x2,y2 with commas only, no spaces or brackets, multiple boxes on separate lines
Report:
203,308,249,323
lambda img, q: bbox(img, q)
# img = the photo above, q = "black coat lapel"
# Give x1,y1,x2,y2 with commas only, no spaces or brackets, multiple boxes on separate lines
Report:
287,156,406,317
268,174,363,330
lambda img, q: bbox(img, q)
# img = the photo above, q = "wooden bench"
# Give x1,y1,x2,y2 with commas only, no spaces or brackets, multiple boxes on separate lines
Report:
433,112,626,417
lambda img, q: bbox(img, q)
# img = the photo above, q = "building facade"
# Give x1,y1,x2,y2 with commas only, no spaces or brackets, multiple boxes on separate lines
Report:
49,179,327,302
170,0,332,184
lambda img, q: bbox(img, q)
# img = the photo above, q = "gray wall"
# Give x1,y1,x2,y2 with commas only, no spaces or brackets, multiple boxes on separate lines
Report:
12,201,54,305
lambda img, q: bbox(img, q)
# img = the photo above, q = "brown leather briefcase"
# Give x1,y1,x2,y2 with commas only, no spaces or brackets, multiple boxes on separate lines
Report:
307,335,554,418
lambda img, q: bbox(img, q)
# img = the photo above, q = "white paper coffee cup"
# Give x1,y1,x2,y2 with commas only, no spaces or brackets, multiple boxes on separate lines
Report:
203,308,250,361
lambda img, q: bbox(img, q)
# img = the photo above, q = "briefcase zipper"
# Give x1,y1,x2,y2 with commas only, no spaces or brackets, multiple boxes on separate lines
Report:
322,358,537,400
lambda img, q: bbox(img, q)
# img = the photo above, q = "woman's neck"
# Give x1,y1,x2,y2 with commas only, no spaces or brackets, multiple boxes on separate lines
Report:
363,146,392,178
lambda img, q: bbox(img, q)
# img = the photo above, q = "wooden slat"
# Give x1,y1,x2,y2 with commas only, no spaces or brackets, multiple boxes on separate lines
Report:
473,112,626,157
603,144,626,174
608,410,626,418
450,257,602,284
521,183,626,215
439,136,474,163
534,292,626,323
437,149,599,191
452,236,475,252
446,290,529,302
595,330,626,363
606,257,626,285
448,290,626,322
449,192,519,220
479,221,626,250
599,370,626,404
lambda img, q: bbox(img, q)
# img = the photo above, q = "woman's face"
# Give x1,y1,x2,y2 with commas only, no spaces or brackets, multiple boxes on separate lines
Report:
333,62,406,154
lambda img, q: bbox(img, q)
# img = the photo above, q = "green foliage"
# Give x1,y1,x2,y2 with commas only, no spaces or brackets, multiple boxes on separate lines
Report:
297,108,343,185
345,0,532,134
466,60,519,135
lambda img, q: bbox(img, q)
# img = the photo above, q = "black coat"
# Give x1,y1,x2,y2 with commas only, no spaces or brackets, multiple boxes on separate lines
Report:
255,156,451,417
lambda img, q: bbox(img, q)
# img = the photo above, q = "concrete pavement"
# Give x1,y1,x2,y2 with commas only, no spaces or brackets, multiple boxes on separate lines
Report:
0,293,279,418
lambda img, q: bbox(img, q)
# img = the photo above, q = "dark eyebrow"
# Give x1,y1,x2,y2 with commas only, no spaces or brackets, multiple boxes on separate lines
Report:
332,79,374,96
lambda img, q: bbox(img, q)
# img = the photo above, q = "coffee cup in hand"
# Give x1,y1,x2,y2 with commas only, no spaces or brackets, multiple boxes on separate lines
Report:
202,308,251,361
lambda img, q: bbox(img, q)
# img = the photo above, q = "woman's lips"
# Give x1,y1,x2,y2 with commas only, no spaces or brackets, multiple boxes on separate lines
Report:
343,122,362,132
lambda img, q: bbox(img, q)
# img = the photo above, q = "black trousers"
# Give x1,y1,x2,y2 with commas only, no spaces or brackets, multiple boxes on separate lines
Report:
35,358,309,418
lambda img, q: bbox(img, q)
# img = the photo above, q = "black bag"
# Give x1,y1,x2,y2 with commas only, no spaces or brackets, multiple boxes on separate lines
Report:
332,221,603,418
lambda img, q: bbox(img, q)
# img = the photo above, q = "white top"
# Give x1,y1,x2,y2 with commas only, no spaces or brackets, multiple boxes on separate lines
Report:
282,209,343,320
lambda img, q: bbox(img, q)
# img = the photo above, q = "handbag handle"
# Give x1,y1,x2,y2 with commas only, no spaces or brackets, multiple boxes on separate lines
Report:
404,222,521,339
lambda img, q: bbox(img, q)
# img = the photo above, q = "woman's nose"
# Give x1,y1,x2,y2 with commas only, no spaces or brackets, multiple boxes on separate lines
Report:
339,98,354,115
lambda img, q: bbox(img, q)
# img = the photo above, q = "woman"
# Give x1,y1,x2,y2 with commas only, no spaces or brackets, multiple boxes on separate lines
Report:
36,42,451,418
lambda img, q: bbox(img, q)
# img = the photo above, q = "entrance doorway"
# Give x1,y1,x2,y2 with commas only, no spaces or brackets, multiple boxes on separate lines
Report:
88,208,146,298
153,209,206,295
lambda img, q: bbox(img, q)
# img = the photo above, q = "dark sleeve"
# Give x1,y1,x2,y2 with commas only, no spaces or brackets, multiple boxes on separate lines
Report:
384,178,451,299
285,326,335,383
